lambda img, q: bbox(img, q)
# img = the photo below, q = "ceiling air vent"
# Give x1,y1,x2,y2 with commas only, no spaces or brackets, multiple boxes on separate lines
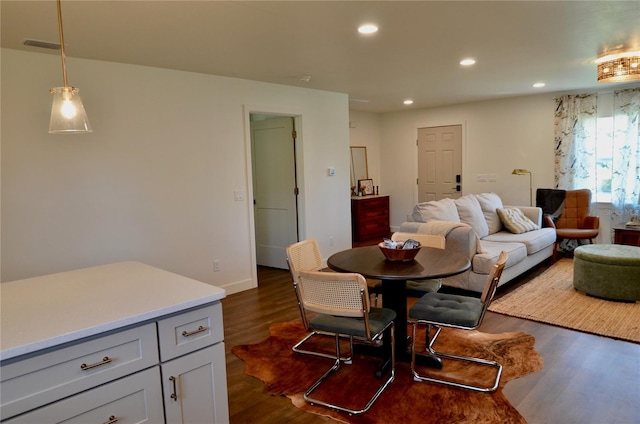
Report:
23,39,60,50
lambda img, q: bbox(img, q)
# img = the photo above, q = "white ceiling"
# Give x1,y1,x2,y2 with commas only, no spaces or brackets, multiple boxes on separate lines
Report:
2,1,640,113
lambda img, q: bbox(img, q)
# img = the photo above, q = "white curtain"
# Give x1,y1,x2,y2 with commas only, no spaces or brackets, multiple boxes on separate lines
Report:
554,94,597,189
612,87,640,225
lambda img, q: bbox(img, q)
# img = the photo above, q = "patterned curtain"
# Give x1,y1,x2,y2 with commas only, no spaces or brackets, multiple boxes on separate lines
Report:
612,88,640,225
553,94,597,189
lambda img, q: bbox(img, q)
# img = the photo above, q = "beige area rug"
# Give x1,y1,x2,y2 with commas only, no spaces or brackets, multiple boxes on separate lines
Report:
488,258,640,343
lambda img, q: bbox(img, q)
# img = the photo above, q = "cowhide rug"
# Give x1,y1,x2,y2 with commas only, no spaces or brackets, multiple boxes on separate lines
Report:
232,321,543,424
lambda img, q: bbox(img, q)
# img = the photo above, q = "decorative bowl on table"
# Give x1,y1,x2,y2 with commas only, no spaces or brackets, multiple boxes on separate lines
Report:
378,242,421,262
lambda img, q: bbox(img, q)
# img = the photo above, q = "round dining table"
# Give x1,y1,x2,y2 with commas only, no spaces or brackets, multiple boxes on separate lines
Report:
327,245,471,369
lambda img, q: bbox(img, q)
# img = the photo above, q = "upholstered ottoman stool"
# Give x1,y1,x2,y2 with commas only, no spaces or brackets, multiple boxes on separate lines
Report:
573,244,640,302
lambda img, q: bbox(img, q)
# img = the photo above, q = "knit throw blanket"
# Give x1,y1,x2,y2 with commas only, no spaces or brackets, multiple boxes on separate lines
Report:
416,221,487,254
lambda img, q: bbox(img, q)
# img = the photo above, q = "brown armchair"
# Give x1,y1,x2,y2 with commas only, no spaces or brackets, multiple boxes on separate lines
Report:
543,189,599,261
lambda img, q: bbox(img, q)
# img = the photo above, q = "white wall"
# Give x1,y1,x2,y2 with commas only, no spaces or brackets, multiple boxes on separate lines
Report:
1,49,352,291
376,94,556,229
348,110,382,190
353,93,623,244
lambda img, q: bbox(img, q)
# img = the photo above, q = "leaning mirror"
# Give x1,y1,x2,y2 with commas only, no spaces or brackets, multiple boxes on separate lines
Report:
350,146,368,189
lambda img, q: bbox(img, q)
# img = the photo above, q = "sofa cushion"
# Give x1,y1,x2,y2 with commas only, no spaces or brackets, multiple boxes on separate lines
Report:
475,192,504,234
454,194,489,238
482,228,556,255
472,241,527,275
411,198,460,223
497,207,539,234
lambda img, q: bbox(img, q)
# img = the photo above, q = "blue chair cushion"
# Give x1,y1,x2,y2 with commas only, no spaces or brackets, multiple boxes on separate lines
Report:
409,293,483,328
309,307,397,338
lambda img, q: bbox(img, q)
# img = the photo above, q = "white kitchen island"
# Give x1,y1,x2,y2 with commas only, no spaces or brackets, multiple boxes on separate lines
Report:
0,261,229,423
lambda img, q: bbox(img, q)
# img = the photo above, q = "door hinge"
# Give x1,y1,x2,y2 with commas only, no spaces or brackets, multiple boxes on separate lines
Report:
292,130,297,139
416,178,419,185
294,187,299,195
416,139,419,146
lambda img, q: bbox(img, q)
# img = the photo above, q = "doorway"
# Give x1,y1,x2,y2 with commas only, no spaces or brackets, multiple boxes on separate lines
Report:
250,115,299,269
417,125,463,201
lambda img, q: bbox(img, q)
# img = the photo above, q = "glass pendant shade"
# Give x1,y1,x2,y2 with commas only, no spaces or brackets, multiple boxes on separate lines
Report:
49,86,92,133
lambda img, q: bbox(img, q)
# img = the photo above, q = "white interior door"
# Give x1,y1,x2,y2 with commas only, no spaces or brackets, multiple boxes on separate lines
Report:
251,116,298,269
417,125,462,201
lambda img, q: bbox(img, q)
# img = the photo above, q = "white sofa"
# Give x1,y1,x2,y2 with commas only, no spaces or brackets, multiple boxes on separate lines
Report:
399,192,556,293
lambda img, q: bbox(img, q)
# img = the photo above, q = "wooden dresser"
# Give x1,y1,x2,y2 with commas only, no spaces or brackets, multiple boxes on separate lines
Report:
614,226,640,246
0,262,229,424
351,195,390,246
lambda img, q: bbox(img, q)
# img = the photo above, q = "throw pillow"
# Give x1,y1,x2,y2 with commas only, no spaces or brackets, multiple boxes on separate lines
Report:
475,192,504,234
411,198,460,223
497,207,539,234
454,194,489,238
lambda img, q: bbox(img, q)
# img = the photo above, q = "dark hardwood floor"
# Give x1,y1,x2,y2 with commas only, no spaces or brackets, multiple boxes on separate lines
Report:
222,262,640,424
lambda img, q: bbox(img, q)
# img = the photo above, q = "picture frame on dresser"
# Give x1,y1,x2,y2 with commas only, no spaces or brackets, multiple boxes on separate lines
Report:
358,179,374,195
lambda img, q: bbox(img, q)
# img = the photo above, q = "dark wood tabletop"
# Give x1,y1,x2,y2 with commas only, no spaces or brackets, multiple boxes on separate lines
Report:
327,245,470,281
327,245,471,369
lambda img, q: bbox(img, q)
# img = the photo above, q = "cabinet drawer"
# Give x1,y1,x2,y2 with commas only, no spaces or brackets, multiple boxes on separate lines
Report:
1,324,158,421
359,217,389,235
157,303,223,361
355,196,387,210
4,367,164,424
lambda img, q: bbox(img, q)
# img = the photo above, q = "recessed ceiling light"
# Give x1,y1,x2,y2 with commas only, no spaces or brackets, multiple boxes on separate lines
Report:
358,24,378,34
460,58,476,66
533,82,546,88
403,99,414,105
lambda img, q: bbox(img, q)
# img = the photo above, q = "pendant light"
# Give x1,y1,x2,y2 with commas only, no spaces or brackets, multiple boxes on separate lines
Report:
49,0,91,134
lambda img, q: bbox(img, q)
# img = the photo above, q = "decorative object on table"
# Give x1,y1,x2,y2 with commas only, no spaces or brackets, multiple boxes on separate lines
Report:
48,0,92,134
626,215,640,227
488,258,640,343
378,239,421,262
358,178,374,196
232,320,543,424
293,270,396,415
511,169,533,206
408,251,508,392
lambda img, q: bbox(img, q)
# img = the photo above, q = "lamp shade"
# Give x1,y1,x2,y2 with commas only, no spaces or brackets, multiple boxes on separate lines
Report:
49,86,92,134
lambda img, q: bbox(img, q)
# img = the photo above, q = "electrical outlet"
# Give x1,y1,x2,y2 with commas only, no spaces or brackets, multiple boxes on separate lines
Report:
329,236,334,246
213,260,220,272
477,174,487,182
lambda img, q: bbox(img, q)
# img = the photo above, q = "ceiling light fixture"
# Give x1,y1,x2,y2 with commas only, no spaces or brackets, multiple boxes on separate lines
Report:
358,24,378,34
595,50,640,83
49,0,91,134
533,82,546,88
460,58,476,66
403,99,414,105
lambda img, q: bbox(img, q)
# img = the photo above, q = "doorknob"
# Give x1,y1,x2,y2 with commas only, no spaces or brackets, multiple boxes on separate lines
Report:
451,185,461,191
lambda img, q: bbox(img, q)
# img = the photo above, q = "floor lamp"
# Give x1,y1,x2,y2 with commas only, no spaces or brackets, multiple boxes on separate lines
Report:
512,169,533,206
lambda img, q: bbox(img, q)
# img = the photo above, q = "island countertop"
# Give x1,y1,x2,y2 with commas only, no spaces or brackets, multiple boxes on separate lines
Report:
0,261,226,361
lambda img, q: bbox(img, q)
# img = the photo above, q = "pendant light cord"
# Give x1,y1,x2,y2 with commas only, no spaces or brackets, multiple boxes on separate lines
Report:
56,0,68,88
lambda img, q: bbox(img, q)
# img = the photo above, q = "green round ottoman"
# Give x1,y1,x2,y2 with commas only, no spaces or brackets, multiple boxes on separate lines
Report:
573,244,640,302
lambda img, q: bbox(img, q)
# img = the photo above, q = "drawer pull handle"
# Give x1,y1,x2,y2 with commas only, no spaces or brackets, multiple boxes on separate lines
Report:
169,376,178,401
104,416,119,424
182,325,207,337
80,356,112,370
